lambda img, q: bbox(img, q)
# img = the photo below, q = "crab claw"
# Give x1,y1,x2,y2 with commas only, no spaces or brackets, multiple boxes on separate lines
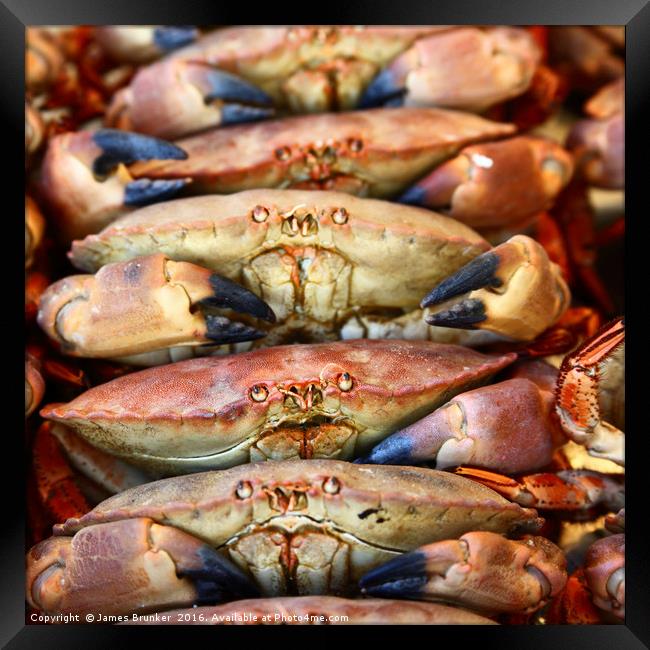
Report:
584,534,624,620
107,60,273,139
358,378,564,474
360,27,540,111
96,26,198,63
38,130,189,241
26,355,45,418
556,317,625,466
91,129,187,178
399,136,574,236
37,253,275,362
26,517,259,616
567,110,624,189
360,532,567,615
421,235,570,341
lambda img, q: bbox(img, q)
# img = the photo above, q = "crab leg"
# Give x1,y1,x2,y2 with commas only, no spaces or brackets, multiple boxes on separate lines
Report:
51,424,153,496
360,27,540,111
421,235,570,341
37,253,275,360
357,377,565,474
399,136,574,238
455,467,624,513
359,532,566,615
26,517,259,616
556,317,624,466
31,424,91,524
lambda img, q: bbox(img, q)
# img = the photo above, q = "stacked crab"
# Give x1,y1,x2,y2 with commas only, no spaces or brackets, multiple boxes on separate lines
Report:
25,25,624,625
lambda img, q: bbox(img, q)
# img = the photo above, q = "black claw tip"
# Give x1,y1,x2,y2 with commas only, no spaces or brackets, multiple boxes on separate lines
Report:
204,315,267,345
92,129,187,177
359,551,428,599
202,70,272,107
358,69,405,108
204,275,276,323
184,545,260,604
397,185,427,206
359,434,416,466
220,104,274,126
424,298,487,329
153,26,198,52
421,252,501,308
124,178,189,206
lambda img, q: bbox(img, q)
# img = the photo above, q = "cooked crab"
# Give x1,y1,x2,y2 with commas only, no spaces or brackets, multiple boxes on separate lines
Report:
37,190,571,365
40,339,517,473
38,107,517,240
106,26,540,139
26,459,542,615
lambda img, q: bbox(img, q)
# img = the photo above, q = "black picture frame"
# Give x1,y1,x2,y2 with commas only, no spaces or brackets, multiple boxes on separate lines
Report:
9,1,646,646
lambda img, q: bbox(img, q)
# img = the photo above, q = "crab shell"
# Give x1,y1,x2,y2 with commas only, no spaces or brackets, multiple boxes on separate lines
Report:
125,597,497,625
126,108,516,198
40,460,542,600
41,340,516,473
68,190,490,335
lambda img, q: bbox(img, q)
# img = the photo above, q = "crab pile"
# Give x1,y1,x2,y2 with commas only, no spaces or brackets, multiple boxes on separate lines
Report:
25,25,624,626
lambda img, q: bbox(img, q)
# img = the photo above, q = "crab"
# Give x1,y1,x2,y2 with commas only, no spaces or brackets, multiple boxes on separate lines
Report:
37,106,523,240
26,459,542,616
40,339,517,474
124,597,497,625
37,190,570,366
105,26,542,140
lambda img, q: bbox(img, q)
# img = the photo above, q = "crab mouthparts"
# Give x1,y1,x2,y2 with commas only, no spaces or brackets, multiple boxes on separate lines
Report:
253,416,359,461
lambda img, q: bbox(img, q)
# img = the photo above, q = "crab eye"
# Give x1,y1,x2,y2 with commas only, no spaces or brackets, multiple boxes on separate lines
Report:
323,476,340,495
275,146,291,161
250,384,269,402
337,372,353,392
347,138,363,153
252,205,269,223
330,207,348,225
236,480,253,499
